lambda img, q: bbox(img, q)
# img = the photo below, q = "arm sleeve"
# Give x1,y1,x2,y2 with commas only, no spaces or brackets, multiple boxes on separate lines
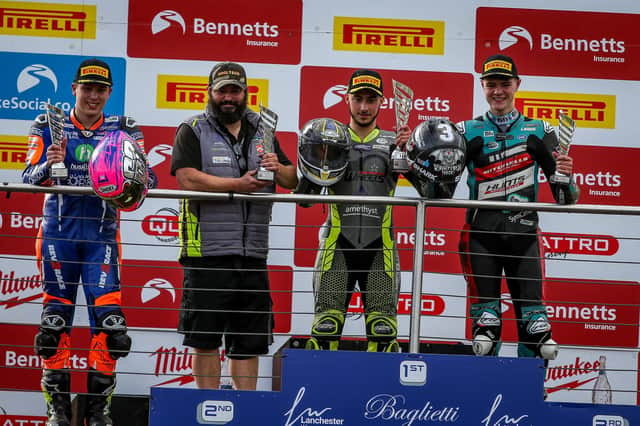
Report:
22,114,54,186
170,123,202,176
293,176,324,208
528,127,579,205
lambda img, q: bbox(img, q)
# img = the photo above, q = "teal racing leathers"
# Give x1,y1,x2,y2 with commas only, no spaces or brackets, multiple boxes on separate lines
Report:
456,110,578,359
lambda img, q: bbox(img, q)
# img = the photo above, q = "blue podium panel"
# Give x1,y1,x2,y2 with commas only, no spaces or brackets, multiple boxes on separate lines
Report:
151,388,283,424
149,349,640,425
280,350,547,424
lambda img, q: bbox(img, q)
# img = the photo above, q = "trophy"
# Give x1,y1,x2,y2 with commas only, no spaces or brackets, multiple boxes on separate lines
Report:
551,110,576,185
46,103,68,179
391,80,414,172
256,105,278,181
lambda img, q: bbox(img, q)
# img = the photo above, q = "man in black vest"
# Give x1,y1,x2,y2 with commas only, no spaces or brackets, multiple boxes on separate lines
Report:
171,62,297,390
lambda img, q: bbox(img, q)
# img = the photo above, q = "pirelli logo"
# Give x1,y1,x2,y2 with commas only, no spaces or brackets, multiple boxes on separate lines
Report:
0,135,28,170
484,60,512,72
515,91,616,129
333,16,444,55
80,66,108,78
0,1,96,38
156,75,269,112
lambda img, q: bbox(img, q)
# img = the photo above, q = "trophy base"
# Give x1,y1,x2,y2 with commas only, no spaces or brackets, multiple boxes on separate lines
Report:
256,168,275,182
51,165,68,179
392,151,409,173
392,161,409,173
550,173,571,185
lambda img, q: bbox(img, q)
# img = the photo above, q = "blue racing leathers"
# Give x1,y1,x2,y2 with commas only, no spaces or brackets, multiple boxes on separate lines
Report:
23,109,157,374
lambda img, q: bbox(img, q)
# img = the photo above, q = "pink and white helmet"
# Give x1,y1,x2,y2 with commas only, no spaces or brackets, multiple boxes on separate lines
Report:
89,130,149,211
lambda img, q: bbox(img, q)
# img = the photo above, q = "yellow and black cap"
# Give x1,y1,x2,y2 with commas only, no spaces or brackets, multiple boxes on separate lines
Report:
347,69,384,97
481,54,519,79
73,58,113,86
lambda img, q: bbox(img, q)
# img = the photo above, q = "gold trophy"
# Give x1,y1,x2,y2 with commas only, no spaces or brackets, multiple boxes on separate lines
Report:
46,103,68,179
391,80,414,172
256,105,278,181
551,110,576,185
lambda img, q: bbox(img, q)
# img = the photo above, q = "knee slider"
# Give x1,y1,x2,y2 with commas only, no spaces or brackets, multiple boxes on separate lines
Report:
97,311,131,359
365,313,397,343
35,312,68,359
106,332,131,359
311,310,344,341
34,329,61,359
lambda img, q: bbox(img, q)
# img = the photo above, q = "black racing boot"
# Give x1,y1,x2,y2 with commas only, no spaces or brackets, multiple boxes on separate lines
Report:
84,370,115,426
42,369,72,426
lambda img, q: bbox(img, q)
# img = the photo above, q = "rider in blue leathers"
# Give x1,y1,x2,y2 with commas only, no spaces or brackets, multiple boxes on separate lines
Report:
22,58,157,426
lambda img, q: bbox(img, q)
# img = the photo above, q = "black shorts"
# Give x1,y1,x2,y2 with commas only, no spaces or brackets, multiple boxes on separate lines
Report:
178,256,273,359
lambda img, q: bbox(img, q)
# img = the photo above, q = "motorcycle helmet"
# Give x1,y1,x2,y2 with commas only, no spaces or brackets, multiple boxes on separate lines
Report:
406,118,466,184
89,130,149,211
298,118,350,186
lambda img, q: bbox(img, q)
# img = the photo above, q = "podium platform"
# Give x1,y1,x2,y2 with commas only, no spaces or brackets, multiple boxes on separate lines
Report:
149,349,639,425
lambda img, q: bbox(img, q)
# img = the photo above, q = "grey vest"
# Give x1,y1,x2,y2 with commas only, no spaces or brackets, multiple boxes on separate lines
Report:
180,108,274,259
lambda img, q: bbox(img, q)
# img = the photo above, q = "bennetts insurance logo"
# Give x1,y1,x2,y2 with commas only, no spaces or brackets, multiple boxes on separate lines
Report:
127,0,302,64
475,8,640,80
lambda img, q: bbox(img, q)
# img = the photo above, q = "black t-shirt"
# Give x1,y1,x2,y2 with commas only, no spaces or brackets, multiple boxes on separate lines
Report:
170,115,291,176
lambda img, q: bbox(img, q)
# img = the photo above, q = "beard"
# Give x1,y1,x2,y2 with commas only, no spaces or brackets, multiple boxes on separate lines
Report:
209,96,248,124
350,110,379,128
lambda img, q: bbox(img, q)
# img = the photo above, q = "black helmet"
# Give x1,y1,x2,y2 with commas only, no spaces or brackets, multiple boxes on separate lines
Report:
298,118,350,186
406,118,466,184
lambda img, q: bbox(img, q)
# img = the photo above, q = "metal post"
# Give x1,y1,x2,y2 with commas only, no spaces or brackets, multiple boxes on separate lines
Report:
408,200,427,353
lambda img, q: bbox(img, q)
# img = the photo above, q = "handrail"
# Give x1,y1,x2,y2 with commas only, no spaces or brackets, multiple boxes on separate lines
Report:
3,182,639,353
3,183,640,215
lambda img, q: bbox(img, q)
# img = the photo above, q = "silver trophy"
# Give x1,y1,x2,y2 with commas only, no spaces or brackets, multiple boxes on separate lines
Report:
256,105,278,181
391,80,414,172
551,110,576,185
46,103,68,179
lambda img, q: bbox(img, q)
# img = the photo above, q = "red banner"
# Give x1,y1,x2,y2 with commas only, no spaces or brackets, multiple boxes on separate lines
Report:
128,0,302,64
475,7,640,80
0,323,90,392
299,66,473,131
141,125,177,190
0,192,43,256
538,145,640,206
466,278,639,348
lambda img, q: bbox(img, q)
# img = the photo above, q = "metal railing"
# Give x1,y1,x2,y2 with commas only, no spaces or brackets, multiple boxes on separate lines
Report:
3,182,639,356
